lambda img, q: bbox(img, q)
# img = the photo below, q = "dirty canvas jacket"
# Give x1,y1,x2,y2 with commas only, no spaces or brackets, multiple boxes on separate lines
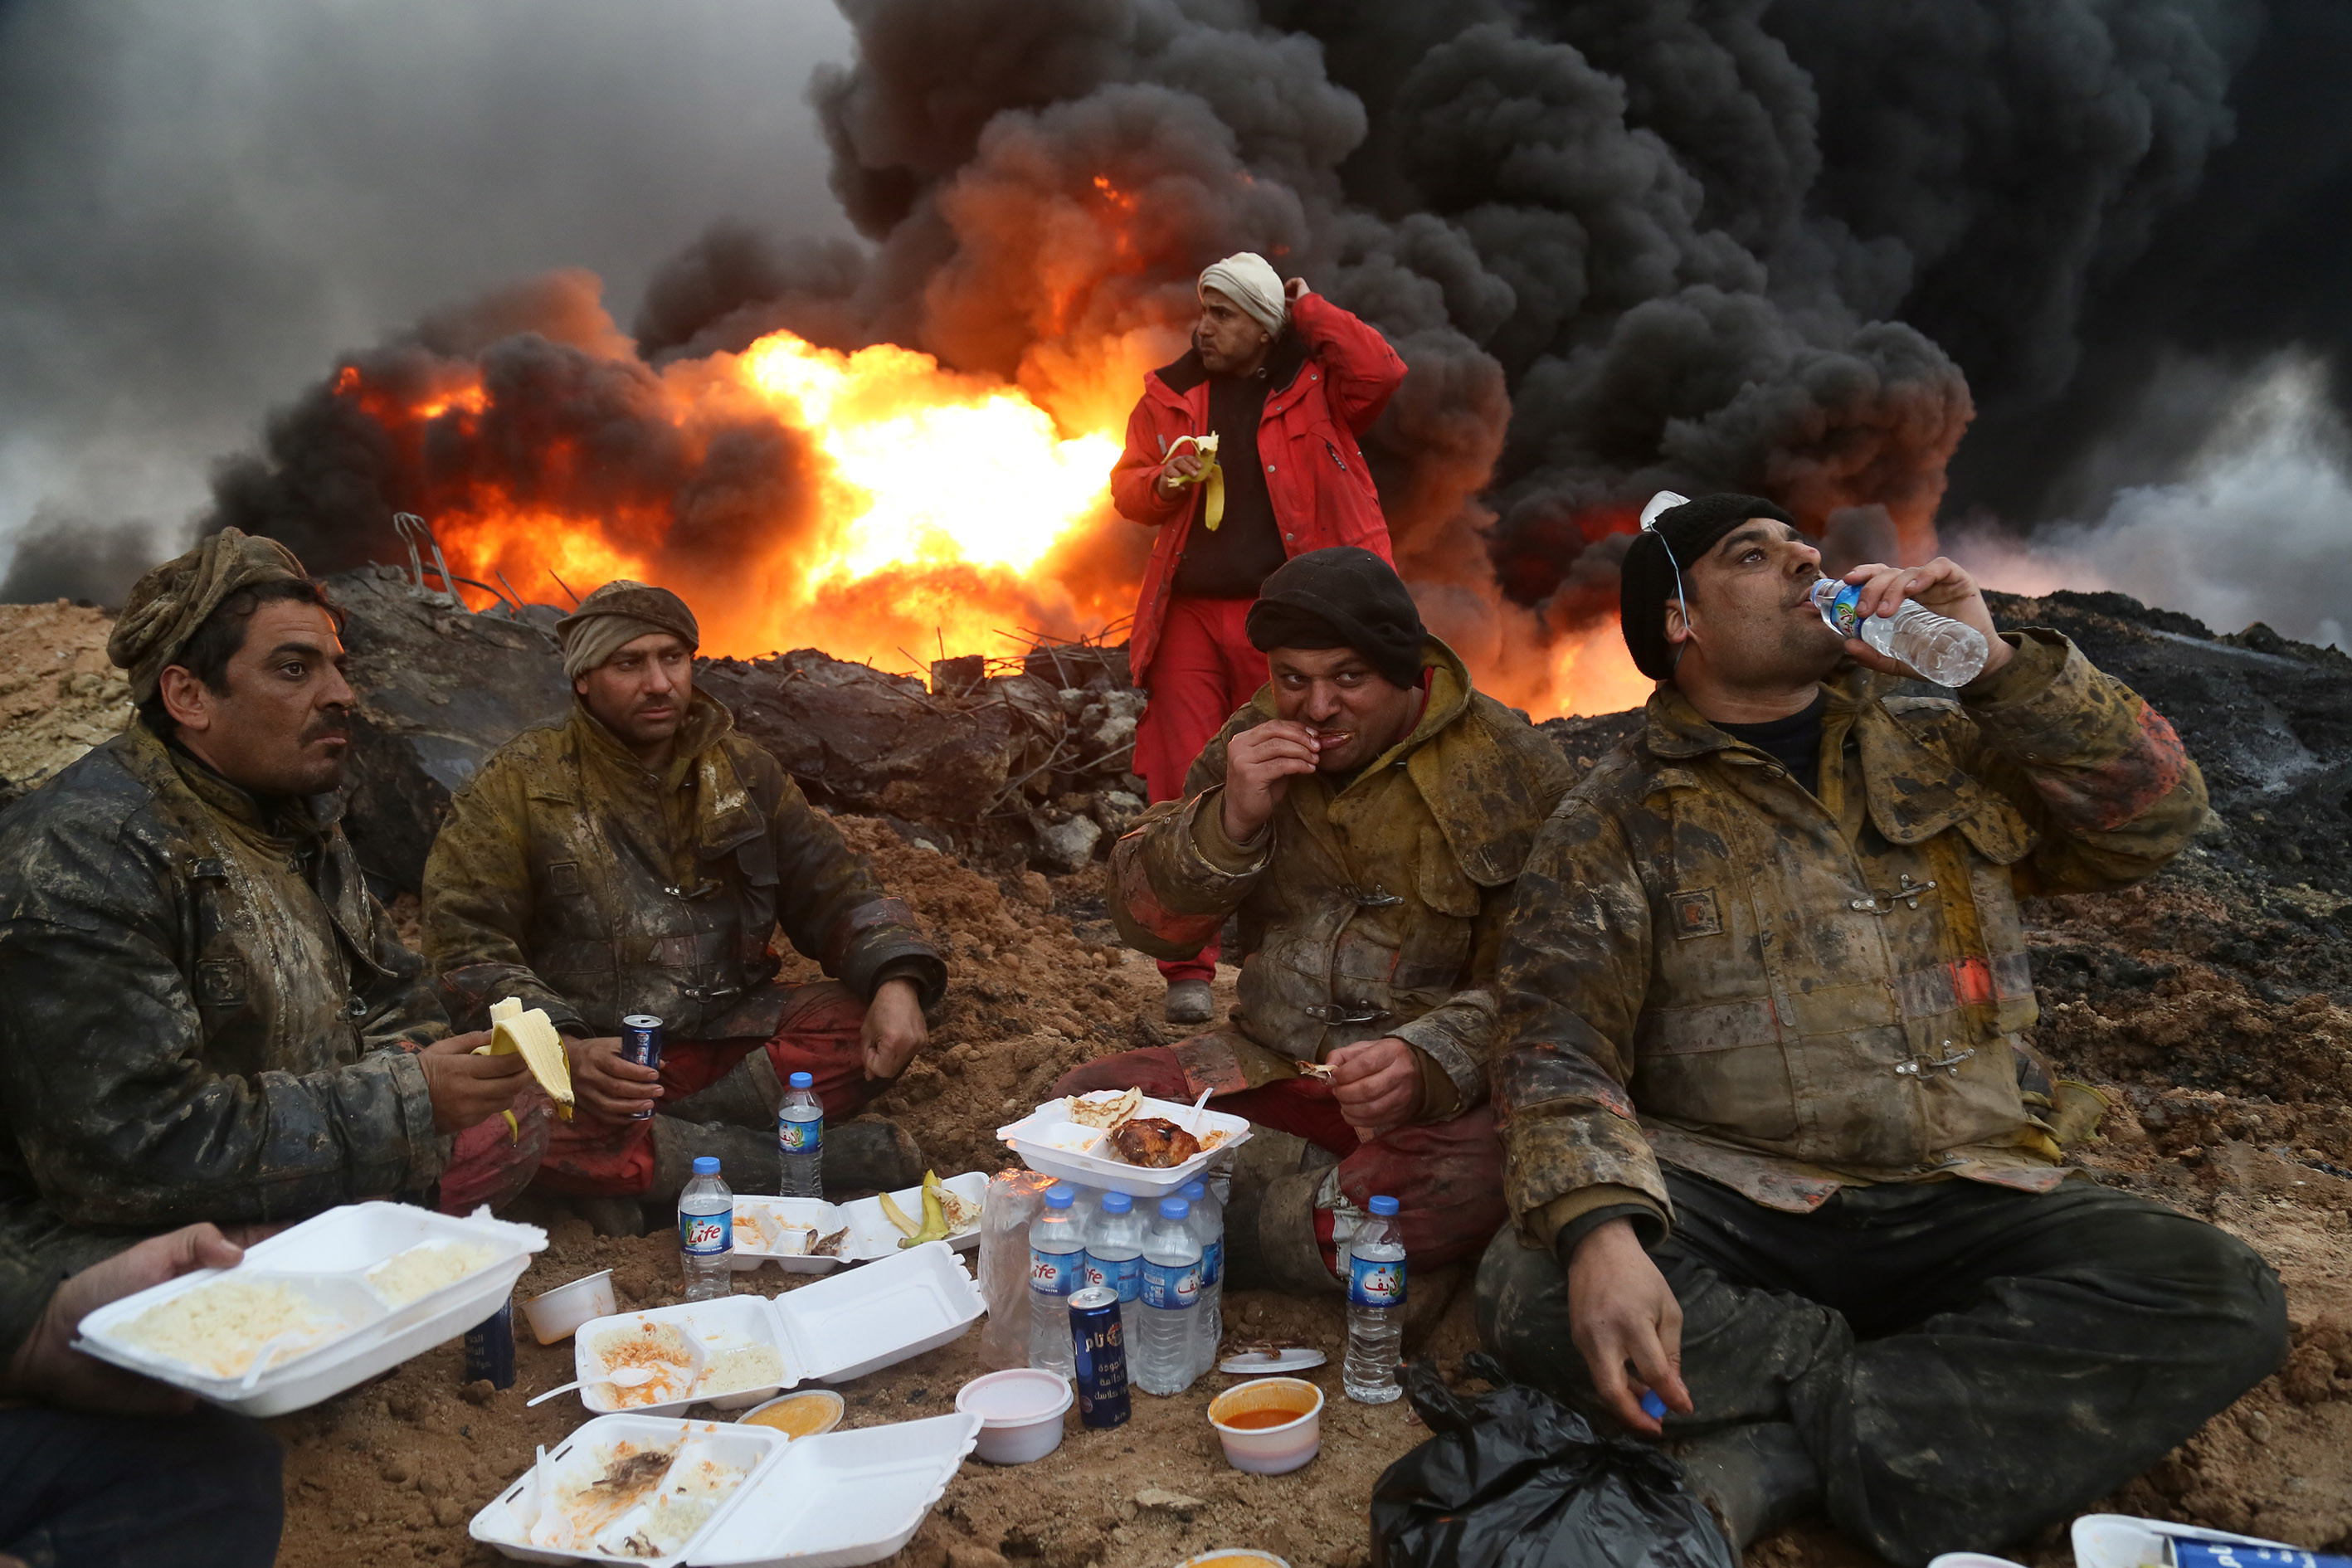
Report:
0,723,447,1253
1113,639,1575,1114
423,692,944,1040
1493,630,2207,1244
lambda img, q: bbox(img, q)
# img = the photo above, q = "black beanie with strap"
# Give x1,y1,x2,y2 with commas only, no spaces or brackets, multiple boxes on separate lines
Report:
1619,493,1800,679
1244,546,1426,689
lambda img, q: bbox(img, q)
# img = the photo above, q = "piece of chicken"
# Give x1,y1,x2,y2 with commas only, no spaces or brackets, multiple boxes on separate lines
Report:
1109,1117,1203,1168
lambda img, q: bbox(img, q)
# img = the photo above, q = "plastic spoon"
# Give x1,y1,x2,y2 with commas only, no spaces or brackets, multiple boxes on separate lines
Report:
1186,1085,1214,1136
236,1330,307,1394
525,1366,661,1408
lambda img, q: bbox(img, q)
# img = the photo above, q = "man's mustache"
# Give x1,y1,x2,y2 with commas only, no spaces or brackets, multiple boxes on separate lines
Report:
299,713,351,745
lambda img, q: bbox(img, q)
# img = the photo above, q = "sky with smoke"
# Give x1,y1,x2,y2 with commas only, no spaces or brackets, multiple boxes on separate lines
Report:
3,0,2348,650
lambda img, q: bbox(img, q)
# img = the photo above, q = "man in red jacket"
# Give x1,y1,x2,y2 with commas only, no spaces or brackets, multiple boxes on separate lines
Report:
1113,252,1409,1023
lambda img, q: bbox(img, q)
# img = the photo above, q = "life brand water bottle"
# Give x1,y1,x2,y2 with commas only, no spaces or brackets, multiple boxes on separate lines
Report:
1343,1194,1406,1403
678,1156,733,1302
1812,577,1989,688
1082,1191,1143,1305
1133,1196,1202,1395
1028,1186,1084,1380
1179,1177,1224,1378
777,1070,823,1199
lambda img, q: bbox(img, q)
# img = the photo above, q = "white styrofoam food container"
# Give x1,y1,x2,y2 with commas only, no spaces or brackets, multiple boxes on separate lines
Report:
997,1093,1252,1197
471,1411,980,1568
731,1173,988,1273
574,1240,984,1416
73,1201,544,1418
2072,1514,2307,1568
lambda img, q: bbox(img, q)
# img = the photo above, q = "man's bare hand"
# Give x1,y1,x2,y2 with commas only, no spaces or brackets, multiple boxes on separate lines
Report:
1156,450,1206,498
862,977,929,1082
1324,1037,1424,1139
1838,557,2012,681
564,1035,661,1124
419,1032,530,1134
7,1224,245,1412
1220,719,1322,843
1284,276,1311,304
1567,1217,1692,1437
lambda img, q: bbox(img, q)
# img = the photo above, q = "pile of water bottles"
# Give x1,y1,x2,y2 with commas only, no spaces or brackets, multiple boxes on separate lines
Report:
1026,1178,1408,1402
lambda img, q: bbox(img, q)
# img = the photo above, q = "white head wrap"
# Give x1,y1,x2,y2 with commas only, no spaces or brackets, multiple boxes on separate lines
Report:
1197,252,1287,338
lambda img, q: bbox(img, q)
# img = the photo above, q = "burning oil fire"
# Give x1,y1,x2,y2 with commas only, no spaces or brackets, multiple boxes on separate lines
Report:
339,320,1650,719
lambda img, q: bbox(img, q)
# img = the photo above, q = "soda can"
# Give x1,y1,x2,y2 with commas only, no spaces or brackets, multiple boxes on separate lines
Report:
463,1298,516,1390
1069,1285,1129,1429
621,1015,665,1121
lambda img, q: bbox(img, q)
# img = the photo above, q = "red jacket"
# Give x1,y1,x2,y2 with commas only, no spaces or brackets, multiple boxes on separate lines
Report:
1112,292,1409,683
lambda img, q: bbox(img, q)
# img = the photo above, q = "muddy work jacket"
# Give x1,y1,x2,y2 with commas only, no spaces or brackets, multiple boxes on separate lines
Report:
0,723,448,1259
422,693,944,1041
1493,630,2208,1247
1113,639,1575,1118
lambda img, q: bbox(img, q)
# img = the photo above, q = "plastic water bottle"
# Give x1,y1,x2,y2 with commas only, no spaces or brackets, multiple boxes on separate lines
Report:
1081,1191,1143,1305
1027,1186,1084,1380
1812,577,1989,687
678,1156,733,1302
1133,1197,1202,1395
1343,1194,1406,1403
1179,1178,1224,1378
777,1070,823,1199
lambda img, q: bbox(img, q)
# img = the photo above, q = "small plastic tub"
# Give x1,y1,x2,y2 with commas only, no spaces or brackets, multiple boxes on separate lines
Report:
1178,1554,1293,1568
737,1387,846,1439
519,1269,616,1345
954,1368,1074,1464
1207,1376,1323,1475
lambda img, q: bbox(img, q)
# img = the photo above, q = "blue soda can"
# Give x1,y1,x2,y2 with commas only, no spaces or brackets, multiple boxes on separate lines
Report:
621,1015,665,1121
1069,1285,1129,1429
2176,1545,2350,1568
463,1298,515,1390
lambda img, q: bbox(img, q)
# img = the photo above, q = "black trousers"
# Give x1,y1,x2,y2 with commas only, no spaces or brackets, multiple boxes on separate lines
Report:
1477,1171,2286,1567
0,1404,281,1568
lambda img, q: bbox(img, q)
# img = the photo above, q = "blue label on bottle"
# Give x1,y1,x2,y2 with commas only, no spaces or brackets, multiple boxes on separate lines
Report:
1140,1259,1200,1309
1200,1237,1223,1287
1348,1253,1405,1308
1030,1248,1079,1295
680,1209,732,1257
778,1113,822,1156
1083,1253,1142,1302
1818,581,1863,640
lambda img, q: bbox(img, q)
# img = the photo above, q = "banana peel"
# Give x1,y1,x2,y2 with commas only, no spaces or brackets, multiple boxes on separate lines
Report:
1164,433,1225,531
878,1190,921,1239
476,997,575,1123
895,1170,953,1249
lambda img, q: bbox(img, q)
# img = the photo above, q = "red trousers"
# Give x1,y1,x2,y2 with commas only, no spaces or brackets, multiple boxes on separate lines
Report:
1054,1046,1507,1277
1132,597,1269,985
439,982,877,1206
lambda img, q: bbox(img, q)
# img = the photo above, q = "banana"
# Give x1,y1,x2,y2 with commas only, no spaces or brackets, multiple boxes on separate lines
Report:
475,997,575,1122
877,1190,922,1239
1164,434,1225,531
898,1170,952,1249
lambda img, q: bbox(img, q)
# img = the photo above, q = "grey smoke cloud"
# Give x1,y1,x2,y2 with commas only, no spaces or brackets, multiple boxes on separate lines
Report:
0,0,852,601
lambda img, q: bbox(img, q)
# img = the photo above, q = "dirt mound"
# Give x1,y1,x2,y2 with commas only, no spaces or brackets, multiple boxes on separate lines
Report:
0,600,132,793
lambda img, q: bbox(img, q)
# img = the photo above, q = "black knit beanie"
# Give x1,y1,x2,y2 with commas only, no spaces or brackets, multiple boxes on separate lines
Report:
1245,546,1426,689
1619,494,1800,679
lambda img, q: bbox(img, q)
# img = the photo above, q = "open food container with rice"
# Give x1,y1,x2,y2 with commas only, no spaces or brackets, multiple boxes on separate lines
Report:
570,1240,984,1416
731,1172,988,1273
71,1200,544,1418
996,1088,1250,1199
469,1409,981,1567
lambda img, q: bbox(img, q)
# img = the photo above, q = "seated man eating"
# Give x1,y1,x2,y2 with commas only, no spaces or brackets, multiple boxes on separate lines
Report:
0,528,533,1266
423,579,947,1225
1059,547,1573,1295
1480,493,2286,1563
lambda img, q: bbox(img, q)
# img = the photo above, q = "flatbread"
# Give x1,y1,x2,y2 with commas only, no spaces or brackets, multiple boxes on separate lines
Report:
1064,1088,1142,1129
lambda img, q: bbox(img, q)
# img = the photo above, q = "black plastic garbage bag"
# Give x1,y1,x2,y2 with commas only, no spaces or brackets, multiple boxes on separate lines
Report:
1370,1354,1736,1568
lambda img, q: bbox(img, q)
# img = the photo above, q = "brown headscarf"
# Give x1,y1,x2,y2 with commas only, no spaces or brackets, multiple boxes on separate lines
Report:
553,581,700,679
106,528,311,704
